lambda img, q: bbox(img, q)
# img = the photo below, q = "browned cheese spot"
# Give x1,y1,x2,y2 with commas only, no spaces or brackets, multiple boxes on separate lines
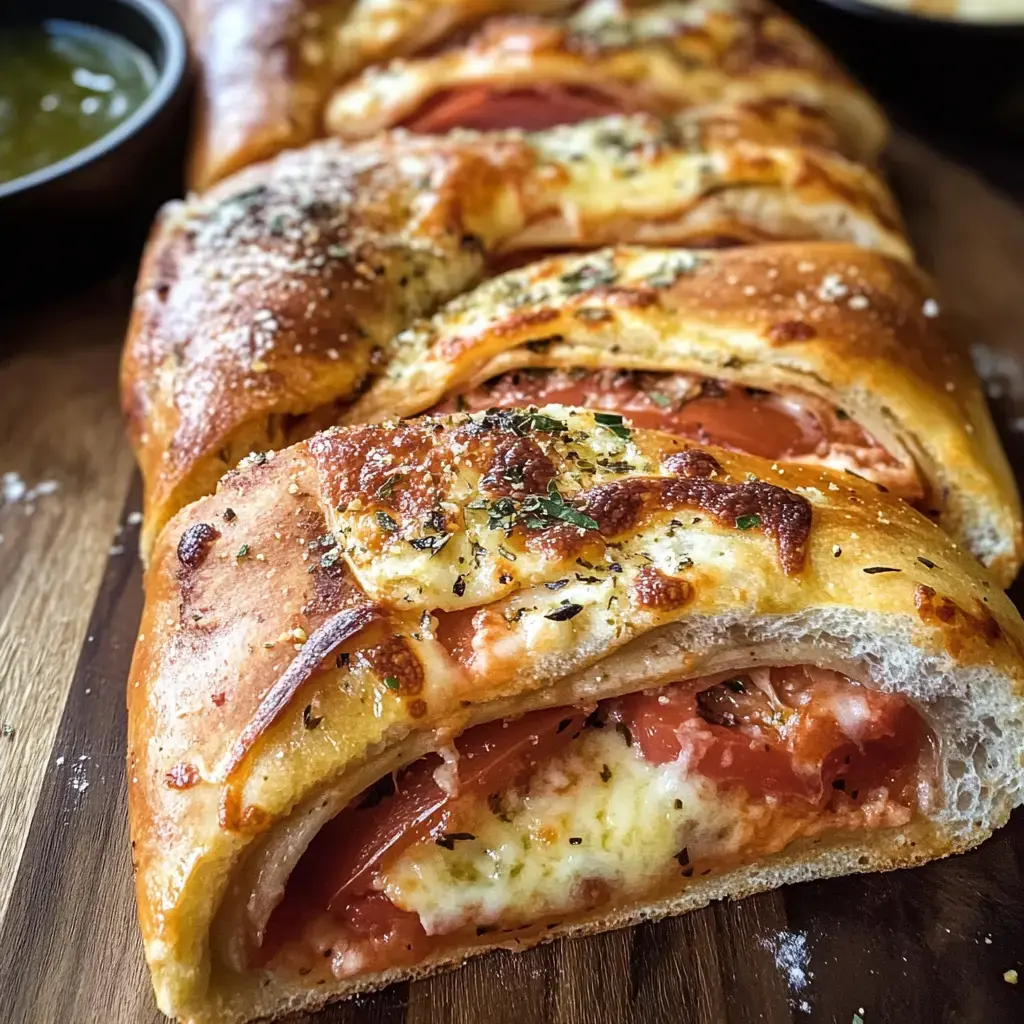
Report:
633,566,693,611
481,435,557,496
663,448,722,479
362,634,425,697
915,584,1002,658
177,522,220,570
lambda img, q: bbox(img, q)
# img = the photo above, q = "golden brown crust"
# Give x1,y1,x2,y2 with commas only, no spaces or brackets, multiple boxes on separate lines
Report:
344,243,1023,583
124,120,908,560
324,1,886,163
129,409,1024,1020
186,0,885,190
194,818,993,1024
185,0,575,190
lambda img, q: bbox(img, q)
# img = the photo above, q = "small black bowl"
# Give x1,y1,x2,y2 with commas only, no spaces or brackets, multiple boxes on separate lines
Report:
0,0,190,301
779,0,1024,143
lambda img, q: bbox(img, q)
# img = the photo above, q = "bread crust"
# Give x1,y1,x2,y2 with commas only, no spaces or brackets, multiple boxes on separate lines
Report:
128,410,1024,1022
123,119,907,561
185,0,574,190
323,1,886,163
343,244,1022,583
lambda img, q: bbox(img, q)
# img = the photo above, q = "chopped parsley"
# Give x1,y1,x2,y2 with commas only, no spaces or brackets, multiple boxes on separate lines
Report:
236,543,250,558
383,675,400,690
483,482,600,534
302,704,323,730
600,764,612,783
376,474,401,499
452,574,466,597
593,411,631,440
545,602,584,622
863,566,901,574
735,513,761,530
480,408,567,437
644,253,703,288
319,547,341,569
559,261,618,294
375,511,398,532
409,533,451,555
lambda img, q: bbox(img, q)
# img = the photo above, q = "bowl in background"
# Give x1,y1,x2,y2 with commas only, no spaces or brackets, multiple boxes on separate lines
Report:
780,0,1024,143
0,0,190,302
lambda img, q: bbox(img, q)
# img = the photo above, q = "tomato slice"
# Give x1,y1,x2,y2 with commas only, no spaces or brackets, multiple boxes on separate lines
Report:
434,369,876,463
432,606,478,671
295,705,590,913
613,668,925,804
402,84,627,134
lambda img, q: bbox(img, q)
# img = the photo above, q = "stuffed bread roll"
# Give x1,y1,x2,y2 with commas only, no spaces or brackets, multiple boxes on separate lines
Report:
324,0,886,164
344,245,1022,585
186,0,881,191
124,116,907,561
186,0,572,190
129,407,1024,1024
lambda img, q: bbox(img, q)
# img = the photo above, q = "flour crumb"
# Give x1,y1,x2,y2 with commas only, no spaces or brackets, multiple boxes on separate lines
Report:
761,930,813,994
69,756,90,793
2,471,60,507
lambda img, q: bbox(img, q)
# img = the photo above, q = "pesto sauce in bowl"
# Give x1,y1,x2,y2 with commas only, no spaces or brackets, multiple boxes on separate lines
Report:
0,19,156,186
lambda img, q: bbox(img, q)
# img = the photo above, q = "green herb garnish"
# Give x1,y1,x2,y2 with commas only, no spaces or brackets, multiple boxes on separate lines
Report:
593,411,631,440
376,474,400,499
545,602,584,622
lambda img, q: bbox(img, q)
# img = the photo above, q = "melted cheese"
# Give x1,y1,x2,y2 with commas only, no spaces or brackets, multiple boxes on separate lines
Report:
379,728,747,934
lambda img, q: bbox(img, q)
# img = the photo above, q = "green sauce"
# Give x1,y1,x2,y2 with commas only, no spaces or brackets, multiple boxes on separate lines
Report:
0,19,156,186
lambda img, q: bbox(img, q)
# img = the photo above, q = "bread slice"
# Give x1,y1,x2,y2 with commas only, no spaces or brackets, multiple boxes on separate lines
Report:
128,410,1024,1023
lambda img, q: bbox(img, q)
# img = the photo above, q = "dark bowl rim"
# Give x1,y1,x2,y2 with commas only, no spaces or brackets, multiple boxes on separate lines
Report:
814,0,1024,31
0,0,188,202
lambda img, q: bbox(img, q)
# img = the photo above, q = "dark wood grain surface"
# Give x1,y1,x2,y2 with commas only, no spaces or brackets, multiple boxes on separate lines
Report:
2,134,1024,1024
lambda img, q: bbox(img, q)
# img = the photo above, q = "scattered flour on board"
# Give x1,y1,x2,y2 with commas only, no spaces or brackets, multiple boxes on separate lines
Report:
2,471,60,507
762,930,813,1011
69,755,90,793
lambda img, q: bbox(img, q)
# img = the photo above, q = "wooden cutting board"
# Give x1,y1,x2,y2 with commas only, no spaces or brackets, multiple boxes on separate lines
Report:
2,134,1023,1024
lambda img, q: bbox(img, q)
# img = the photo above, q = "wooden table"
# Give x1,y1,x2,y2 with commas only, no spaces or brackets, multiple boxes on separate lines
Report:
0,269,137,924
3,132,1024,1021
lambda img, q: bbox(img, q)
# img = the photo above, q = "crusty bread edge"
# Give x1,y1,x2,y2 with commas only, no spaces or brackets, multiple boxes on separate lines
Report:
192,812,1004,1024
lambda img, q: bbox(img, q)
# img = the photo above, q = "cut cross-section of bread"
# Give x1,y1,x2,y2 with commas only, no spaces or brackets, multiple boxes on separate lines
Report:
128,409,1024,1024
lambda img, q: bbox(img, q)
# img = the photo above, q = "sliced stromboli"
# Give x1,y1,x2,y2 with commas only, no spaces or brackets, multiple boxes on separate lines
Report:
324,0,886,163
123,118,908,562
342,245,1022,586
186,0,882,191
129,408,1024,1024
186,0,574,190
